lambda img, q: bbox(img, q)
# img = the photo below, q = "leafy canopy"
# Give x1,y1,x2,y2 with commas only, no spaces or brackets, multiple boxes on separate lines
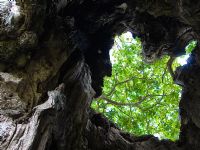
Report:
91,32,195,140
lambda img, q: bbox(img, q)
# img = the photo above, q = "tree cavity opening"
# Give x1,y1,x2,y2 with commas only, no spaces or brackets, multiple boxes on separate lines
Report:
91,32,197,141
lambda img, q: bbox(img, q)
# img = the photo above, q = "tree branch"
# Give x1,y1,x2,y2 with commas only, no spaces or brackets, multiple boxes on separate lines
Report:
167,56,175,80
98,94,166,107
106,76,150,96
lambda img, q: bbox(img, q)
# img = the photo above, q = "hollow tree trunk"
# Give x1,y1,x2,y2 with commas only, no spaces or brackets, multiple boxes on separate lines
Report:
1,0,200,150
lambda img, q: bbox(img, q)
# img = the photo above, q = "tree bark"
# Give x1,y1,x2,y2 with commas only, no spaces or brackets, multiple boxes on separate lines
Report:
1,0,200,150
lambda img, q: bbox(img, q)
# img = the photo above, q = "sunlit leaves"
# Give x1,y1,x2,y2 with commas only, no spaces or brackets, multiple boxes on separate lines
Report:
186,40,197,54
91,32,188,140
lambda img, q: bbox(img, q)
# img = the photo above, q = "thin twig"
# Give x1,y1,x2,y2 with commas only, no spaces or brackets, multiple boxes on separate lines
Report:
140,92,166,111
162,65,168,83
114,38,122,50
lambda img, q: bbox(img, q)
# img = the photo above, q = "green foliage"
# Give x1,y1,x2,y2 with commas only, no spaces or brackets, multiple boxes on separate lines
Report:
91,32,195,140
186,40,197,54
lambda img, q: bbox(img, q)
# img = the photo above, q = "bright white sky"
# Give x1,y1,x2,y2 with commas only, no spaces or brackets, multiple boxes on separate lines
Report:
110,32,135,64
177,54,189,65
0,0,20,25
